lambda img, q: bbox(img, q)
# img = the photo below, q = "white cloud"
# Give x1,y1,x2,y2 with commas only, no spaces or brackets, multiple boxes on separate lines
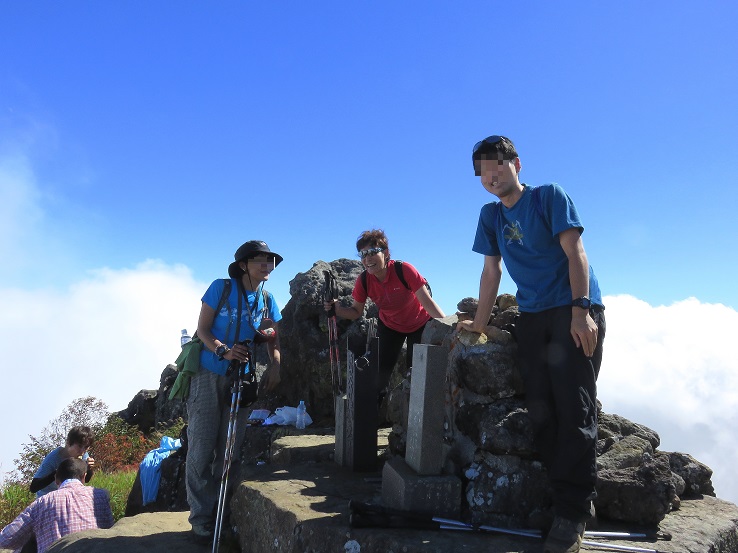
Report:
598,294,738,505
0,261,204,481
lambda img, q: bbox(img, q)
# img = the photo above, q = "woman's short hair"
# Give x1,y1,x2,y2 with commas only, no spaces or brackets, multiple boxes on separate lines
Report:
356,229,389,255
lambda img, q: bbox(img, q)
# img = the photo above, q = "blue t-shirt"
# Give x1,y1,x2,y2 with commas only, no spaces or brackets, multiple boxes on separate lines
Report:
33,447,65,497
472,184,603,312
199,278,282,375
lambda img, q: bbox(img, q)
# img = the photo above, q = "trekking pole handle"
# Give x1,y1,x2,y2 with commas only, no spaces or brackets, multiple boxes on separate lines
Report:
322,271,339,317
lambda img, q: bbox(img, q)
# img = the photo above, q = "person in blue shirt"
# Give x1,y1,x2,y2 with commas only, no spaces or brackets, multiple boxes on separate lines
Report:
459,136,605,553
186,240,283,542
30,426,95,498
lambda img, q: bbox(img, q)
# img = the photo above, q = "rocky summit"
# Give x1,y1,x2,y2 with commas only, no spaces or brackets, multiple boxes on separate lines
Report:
15,259,738,553
25,431,738,553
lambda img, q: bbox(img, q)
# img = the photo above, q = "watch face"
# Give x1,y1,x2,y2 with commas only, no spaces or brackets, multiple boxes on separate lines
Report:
573,297,591,308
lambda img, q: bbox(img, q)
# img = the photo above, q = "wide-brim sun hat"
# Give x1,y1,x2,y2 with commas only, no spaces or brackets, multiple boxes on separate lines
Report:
228,240,283,279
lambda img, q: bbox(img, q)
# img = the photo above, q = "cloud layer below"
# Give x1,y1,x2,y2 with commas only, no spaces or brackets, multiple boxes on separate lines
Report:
598,294,738,504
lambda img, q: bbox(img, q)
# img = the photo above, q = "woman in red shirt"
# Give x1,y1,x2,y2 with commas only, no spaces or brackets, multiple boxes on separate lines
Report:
325,229,445,399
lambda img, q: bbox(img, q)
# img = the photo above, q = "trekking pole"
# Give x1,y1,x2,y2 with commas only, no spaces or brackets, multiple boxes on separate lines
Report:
322,271,343,396
212,342,251,553
437,518,670,541
435,521,666,553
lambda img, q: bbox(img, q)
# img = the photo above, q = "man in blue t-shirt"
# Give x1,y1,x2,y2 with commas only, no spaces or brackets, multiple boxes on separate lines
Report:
459,135,606,553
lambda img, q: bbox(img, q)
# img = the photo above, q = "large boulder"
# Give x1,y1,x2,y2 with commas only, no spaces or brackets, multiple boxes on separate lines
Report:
276,259,376,423
595,452,680,525
116,390,157,432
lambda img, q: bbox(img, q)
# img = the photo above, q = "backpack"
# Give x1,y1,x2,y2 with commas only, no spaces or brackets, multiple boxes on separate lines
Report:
360,260,432,298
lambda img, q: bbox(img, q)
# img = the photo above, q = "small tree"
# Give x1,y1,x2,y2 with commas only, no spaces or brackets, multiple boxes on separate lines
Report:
11,396,109,483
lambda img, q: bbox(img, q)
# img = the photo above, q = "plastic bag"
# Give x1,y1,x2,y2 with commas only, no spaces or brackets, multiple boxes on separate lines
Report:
265,405,313,427
140,436,182,505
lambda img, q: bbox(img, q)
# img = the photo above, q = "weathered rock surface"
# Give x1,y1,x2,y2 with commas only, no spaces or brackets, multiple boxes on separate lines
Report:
43,511,205,553
232,436,738,553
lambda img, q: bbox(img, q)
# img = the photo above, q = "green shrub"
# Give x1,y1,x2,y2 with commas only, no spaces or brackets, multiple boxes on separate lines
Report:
0,482,35,528
91,470,138,521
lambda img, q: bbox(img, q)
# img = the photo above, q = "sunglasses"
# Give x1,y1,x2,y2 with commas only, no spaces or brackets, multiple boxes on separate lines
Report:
472,135,505,156
357,247,385,259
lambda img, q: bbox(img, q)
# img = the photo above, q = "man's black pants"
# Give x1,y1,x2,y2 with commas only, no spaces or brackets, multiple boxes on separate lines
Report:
516,305,606,523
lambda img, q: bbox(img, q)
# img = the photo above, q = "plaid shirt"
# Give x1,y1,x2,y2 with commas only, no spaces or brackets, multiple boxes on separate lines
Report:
0,479,114,553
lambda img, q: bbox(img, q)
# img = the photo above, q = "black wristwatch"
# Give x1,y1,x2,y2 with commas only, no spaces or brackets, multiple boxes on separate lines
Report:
571,296,592,309
215,344,230,360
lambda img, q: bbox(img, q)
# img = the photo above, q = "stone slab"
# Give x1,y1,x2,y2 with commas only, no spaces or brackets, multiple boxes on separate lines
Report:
333,394,348,466
381,455,461,519
344,343,378,471
406,344,447,475
271,433,337,466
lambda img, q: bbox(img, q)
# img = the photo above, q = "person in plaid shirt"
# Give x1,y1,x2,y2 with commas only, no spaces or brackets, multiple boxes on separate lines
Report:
0,458,114,553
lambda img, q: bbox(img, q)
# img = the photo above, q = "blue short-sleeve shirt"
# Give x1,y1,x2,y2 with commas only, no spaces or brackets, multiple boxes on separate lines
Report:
472,184,602,312
199,278,282,375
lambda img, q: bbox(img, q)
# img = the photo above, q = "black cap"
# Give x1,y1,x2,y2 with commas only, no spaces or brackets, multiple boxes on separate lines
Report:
228,240,283,279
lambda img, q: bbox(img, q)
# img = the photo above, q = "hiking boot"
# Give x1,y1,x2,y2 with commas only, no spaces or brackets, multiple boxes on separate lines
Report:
543,516,585,553
191,522,214,544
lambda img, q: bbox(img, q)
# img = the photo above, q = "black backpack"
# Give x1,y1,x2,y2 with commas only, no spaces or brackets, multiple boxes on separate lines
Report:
360,260,432,297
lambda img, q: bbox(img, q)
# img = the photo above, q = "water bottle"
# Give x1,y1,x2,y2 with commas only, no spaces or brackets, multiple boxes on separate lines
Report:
181,329,192,347
296,400,306,429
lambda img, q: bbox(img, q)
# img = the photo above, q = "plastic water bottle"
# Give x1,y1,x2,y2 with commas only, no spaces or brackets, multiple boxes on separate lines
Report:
296,400,306,429
181,329,192,347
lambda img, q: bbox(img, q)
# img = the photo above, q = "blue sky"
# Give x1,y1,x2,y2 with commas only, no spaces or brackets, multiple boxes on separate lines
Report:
2,2,737,504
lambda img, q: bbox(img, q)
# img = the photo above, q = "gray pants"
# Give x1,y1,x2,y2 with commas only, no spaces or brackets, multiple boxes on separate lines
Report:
186,367,249,526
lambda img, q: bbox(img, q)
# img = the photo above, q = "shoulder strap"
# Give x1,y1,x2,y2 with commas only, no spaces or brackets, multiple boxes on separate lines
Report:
531,186,551,232
262,288,270,315
393,260,411,291
192,279,232,340
394,260,432,296
216,279,232,315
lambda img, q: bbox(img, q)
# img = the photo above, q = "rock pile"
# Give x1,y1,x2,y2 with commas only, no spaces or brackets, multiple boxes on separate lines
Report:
384,295,715,529
119,259,715,531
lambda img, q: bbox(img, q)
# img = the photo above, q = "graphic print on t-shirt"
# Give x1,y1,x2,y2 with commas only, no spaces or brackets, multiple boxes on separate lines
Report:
503,220,525,245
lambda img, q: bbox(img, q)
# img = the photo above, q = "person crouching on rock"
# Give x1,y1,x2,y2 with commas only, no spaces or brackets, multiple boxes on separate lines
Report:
323,229,445,404
186,240,283,542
